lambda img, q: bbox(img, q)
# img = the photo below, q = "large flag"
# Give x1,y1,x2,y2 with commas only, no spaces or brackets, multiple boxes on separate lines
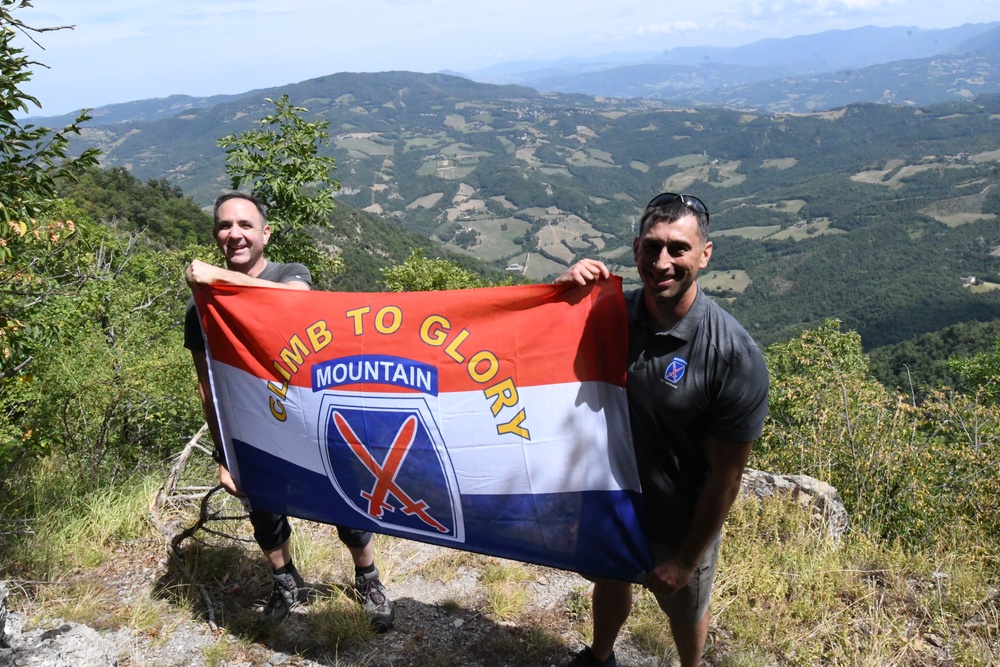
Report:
193,278,653,582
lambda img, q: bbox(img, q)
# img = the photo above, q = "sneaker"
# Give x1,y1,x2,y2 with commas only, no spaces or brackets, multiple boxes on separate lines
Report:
355,569,395,632
258,571,299,623
564,646,617,667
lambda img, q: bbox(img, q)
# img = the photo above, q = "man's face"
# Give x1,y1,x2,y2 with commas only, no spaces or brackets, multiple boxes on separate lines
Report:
632,213,712,307
214,198,270,274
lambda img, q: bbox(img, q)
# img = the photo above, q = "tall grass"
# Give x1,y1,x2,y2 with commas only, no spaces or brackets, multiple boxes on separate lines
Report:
619,495,999,665
2,449,997,665
0,458,176,635
3,457,162,576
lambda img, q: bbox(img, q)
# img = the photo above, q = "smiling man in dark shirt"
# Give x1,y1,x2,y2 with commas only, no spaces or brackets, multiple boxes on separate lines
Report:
556,193,769,667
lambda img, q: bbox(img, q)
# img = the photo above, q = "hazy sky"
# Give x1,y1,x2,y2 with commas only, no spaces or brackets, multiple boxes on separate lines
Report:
17,0,1000,116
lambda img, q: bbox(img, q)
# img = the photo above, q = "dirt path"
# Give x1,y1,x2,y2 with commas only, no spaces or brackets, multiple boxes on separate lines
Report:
99,526,671,667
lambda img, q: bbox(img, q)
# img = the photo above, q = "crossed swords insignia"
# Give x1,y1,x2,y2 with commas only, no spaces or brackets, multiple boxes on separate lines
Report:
332,411,448,533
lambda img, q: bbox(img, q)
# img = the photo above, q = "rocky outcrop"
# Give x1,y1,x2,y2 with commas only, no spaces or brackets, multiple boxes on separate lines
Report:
0,582,8,649
740,469,850,541
0,583,117,667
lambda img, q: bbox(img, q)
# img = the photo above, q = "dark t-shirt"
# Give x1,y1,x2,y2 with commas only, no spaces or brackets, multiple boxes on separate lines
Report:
183,261,312,352
625,287,769,546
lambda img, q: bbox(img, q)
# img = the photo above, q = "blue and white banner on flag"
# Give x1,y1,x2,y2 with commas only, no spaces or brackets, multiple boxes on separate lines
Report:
193,278,653,582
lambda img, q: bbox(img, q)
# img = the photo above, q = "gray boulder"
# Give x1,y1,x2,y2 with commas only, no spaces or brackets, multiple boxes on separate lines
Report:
740,469,850,541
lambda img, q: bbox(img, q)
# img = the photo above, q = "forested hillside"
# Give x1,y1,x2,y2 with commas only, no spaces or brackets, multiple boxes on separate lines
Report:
54,165,505,292
56,166,214,247
868,319,1000,393
46,159,1000,403
55,72,1000,349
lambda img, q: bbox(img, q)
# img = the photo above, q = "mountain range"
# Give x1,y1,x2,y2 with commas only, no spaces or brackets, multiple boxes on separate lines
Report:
32,24,1000,354
33,23,1000,126
461,22,1000,112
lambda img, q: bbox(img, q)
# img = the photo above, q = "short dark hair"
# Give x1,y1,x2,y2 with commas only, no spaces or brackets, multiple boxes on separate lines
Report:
213,192,267,230
638,196,710,241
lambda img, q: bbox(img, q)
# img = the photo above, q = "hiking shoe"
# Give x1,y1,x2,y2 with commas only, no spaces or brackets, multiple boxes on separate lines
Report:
258,571,300,623
564,646,617,667
355,569,395,632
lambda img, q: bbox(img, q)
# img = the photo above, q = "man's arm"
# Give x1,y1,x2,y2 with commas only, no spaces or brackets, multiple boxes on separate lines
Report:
643,436,753,596
187,259,308,495
185,259,309,290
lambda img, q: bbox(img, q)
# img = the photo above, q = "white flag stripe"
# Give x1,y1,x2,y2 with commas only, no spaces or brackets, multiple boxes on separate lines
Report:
210,360,640,496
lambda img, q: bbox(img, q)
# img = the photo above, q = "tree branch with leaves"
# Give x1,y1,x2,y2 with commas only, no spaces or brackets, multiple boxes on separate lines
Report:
1,0,99,379
217,95,343,283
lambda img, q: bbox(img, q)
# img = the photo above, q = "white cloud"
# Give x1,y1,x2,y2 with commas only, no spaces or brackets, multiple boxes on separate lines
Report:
818,0,906,10
744,0,907,23
638,21,700,36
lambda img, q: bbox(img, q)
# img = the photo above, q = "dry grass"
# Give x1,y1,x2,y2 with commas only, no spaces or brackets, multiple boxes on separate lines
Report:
2,461,998,666
480,560,532,621
705,496,999,666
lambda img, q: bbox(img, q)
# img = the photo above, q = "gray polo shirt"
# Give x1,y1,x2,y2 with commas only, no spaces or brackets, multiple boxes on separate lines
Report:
625,287,769,546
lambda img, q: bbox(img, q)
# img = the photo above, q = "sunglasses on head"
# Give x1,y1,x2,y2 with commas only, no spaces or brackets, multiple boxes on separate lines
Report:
645,192,710,224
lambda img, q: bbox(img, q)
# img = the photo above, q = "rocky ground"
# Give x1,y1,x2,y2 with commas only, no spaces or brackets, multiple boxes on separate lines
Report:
2,468,868,666
94,532,671,667
0,448,665,666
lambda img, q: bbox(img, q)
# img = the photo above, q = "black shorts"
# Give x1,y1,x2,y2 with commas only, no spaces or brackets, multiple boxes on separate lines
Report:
248,511,372,551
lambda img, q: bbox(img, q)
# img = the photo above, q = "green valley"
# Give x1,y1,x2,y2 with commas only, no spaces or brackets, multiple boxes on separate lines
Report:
58,72,1000,349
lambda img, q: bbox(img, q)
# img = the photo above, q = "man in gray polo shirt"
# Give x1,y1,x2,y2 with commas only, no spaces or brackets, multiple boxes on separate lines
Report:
184,192,395,632
556,193,769,667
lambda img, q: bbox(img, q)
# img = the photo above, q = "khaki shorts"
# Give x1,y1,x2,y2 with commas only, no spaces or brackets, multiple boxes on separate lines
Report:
649,531,721,625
